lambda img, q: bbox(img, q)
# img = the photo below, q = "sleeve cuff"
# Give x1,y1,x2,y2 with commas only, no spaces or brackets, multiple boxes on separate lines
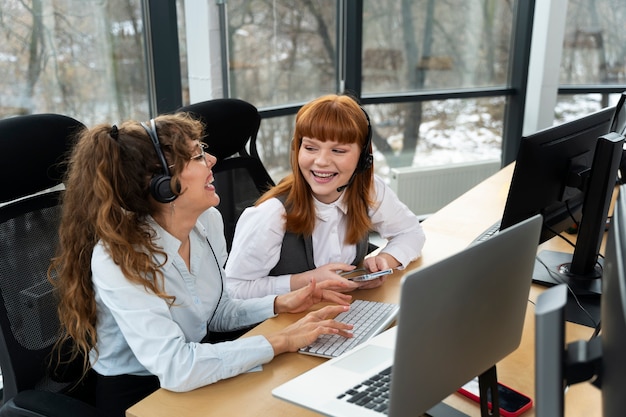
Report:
274,274,292,294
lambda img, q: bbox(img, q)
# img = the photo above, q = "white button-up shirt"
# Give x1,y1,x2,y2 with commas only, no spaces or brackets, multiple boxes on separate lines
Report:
225,175,425,299
90,208,276,392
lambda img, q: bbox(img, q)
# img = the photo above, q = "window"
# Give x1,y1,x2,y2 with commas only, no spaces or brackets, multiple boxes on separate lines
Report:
554,0,626,123
227,1,339,106
223,0,515,182
0,0,149,124
362,1,514,94
560,0,626,86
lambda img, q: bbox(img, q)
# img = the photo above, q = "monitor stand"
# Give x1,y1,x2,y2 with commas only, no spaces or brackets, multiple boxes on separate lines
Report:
533,250,602,327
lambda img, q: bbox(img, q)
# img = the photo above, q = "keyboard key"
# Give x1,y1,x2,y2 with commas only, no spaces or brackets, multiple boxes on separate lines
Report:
337,366,393,415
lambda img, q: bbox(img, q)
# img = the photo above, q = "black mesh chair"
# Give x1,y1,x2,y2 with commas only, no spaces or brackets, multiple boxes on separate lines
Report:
0,114,99,416
177,99,275,250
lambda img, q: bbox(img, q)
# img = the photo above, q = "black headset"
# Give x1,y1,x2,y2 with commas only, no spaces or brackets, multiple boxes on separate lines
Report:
141,119,178,203
335,106,374,193
356,106,374,173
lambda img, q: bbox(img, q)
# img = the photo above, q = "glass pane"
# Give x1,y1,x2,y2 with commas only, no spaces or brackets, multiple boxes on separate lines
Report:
257,114,295,183
561,0,626,86
0,0,148,124
555,93,623,125
226,0,338,107
257,98,504,184
364,99,503,175
362,0,514,94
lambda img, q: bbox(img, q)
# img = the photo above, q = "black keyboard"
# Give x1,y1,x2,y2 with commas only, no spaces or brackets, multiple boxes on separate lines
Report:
336,366,392,414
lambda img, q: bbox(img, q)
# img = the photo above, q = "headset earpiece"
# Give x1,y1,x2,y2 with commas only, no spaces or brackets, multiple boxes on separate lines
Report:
150,174,176,204
141,119,177,203
357,106,373,173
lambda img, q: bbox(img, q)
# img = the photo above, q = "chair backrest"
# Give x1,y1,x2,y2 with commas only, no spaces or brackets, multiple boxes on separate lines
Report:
0,114,84,404
177,99,276,250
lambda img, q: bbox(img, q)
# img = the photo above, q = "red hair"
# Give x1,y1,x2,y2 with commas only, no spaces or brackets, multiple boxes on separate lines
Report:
258,94,375,244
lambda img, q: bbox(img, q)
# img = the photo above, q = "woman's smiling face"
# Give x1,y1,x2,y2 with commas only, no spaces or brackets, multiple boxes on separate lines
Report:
175,140,220,213
297,136,361,204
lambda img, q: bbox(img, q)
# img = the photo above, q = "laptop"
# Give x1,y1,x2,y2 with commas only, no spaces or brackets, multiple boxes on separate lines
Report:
272,214,542,417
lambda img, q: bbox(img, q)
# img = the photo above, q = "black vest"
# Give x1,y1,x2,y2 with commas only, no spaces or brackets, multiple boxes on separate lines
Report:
269,196,369,276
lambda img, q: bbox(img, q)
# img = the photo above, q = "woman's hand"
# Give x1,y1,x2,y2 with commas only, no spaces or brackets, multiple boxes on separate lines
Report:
265,304,354,354
290,263,361,292
359,253,400,290
274,279,352,314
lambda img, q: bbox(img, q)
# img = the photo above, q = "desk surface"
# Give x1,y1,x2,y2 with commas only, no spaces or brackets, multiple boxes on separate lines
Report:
127,164,602,417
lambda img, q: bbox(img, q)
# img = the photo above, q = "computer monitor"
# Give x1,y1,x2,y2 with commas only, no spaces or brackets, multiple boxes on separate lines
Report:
534,183,626,417
597,184,626,417
611,91,626,183
534,284,568,417
500,107,625,297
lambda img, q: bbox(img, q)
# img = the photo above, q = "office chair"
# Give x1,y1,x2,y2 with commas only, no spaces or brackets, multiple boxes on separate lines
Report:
177,98,276,250
0,114,99,416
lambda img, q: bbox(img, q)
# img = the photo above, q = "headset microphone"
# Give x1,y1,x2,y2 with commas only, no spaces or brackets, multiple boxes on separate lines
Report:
337,184,349,193
337,173,356,193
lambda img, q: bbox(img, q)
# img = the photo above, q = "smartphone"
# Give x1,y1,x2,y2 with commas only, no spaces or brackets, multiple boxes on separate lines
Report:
457,377,533,417
339,268,394,282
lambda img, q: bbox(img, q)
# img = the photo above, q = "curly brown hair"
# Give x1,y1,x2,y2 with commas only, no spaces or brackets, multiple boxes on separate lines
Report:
48,112,204,377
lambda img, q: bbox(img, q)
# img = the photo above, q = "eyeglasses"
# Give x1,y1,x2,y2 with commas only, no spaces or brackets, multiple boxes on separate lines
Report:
167,142,209,169
189,142,209,166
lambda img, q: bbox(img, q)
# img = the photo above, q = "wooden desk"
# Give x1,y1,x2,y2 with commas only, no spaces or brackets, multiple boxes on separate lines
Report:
127,164,602,417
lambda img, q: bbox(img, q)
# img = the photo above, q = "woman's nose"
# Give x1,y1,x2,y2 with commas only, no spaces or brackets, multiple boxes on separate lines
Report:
315,150,331,165
206,152,217,168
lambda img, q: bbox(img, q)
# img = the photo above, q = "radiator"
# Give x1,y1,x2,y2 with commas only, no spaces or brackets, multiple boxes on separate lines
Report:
389,159,501,217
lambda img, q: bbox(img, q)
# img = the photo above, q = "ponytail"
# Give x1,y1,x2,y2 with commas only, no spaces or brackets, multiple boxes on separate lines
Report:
50,112,204,378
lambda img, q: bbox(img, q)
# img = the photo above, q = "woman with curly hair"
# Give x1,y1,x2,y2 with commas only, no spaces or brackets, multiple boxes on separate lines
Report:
49,112,353,416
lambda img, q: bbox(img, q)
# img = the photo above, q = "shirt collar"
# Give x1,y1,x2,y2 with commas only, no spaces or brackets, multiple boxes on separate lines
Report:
148,216,207,267
313,193,349,222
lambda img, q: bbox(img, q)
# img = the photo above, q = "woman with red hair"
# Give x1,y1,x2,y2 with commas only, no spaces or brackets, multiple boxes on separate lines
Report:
225,94,425,298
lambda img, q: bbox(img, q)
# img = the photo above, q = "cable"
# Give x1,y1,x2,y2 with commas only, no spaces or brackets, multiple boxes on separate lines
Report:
535,255,599,329
543,222,604,275
205,236,224,330
543,223,576,249
565,200,581,229
539,219,605,335
590,321,602,340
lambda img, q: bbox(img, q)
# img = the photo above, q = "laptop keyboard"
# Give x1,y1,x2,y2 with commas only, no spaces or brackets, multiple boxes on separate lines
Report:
337,366,392,414
298,299,398,358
